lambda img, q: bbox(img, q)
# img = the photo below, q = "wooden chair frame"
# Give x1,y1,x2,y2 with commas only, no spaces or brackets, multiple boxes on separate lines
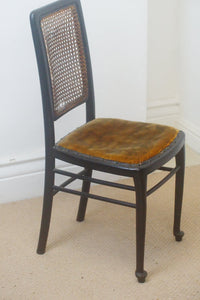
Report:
30,0,185,283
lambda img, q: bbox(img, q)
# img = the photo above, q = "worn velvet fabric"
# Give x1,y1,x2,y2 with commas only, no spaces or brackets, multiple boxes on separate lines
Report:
57,118,179,164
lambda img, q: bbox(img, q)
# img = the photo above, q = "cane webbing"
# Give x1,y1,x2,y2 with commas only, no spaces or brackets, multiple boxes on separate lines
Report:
41,5,88,118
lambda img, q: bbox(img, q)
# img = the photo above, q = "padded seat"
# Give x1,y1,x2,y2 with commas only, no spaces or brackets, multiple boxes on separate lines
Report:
57,118,179,164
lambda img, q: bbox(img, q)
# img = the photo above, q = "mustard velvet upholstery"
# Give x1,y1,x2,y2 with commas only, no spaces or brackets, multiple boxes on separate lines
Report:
57,118,179,164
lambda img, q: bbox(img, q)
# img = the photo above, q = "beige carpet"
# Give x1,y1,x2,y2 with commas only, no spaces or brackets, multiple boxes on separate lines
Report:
0,165,200,299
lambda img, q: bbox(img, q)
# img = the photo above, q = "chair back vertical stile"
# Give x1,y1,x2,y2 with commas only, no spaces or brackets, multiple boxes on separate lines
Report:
30,0,185,282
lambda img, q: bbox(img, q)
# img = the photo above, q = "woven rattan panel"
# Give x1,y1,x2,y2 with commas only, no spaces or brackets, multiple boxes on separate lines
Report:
41,5,88,118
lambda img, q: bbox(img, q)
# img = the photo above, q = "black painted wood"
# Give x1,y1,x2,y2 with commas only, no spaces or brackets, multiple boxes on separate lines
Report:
77,169,92,221
53,184,136,208
53,170,86,196
134,172,148,283
146,166,180,196
54,168,135,191
37,153,55,254
174,146,185,241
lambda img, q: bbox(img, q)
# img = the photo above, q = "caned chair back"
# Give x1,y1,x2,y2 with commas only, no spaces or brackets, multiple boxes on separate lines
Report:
30,0,95,121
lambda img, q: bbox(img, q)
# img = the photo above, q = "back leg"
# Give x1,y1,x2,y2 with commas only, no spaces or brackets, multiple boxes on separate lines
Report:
76,169,92,222
174,145,185,241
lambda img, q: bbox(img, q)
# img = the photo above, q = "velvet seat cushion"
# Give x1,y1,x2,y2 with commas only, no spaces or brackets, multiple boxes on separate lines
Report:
57,118,179,165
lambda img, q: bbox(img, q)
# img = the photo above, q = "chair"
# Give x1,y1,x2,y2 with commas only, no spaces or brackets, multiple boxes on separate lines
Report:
30,0,185,283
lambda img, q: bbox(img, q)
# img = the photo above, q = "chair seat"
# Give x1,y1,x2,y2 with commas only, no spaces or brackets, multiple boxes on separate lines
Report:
57,118,179,164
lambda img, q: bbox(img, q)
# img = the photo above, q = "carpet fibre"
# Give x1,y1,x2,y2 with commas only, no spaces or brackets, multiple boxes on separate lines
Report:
0,165,200,299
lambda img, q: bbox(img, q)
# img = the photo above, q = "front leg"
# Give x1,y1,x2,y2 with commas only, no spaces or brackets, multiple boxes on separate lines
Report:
134,172,148,283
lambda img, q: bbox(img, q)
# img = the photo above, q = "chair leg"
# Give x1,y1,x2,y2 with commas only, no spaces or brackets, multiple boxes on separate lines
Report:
76,169,92,222
133,172,148,283
174,145,185,242
37,156,55,254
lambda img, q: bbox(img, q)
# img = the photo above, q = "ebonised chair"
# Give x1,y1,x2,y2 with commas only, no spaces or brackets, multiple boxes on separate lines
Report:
30,0,185,283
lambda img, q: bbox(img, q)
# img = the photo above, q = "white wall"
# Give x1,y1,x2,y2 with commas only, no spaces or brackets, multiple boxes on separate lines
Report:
147,0,200,153
147,0,180,125
82,0,147,121
178,0,200,152
0,0,147,202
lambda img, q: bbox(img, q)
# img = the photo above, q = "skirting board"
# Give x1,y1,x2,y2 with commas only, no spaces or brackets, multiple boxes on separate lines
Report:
176,118,200,154
147,98,200,153
0,157,123,204
147,98,180,126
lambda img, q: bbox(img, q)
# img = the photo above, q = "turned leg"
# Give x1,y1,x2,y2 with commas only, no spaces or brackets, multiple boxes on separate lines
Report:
174,145,185,241
37,155,55,254
134,172,148,283
76,169,92,222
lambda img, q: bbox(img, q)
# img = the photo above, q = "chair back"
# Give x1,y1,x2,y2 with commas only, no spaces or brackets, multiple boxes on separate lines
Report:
30,0,95,122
